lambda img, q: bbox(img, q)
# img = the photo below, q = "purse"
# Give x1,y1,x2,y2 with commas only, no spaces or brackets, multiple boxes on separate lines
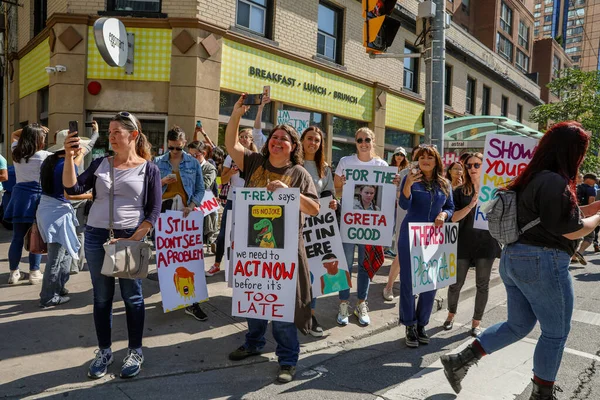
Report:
24,222,48,255
101,158,151,279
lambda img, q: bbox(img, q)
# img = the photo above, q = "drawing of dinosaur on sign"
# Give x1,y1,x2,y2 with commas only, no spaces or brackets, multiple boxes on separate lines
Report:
247,205,285,250
254,219,276,248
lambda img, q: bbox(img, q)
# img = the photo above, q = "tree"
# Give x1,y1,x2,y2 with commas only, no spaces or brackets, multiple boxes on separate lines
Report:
530,68,600,173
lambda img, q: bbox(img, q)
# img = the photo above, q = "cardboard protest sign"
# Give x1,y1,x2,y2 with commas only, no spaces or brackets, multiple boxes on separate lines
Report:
277,110,310,132
154,210,209,312
304,197,350,297
340,166,398,246
231,188,300,322
409,222,458,295
194,191,219,216
475,133,538,230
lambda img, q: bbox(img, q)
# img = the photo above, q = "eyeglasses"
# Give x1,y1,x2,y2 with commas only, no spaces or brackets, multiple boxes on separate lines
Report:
356,137,372,144
168,146,183,151
466,163,481,169
116,111,139,131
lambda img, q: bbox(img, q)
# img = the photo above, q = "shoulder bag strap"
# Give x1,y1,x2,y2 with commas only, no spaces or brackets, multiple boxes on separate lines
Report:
108,157,115,240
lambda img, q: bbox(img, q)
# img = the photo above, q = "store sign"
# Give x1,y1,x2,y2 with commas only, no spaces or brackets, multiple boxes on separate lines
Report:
248,67,359,104
277,110,310,132
93,17,128,67
447,140,485,148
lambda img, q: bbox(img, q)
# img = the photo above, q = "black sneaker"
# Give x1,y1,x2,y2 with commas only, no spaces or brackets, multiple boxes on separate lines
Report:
228,345,262,361
417,325,430,344
60,287,69,296
405,325,419,348
309,315,324,337
185,303,208,321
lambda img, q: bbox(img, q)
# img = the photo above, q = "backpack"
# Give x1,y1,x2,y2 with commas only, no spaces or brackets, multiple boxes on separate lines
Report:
484,190,540,246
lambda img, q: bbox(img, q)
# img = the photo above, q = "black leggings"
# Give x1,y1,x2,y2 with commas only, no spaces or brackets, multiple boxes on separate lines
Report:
447,258,494,321
214,200,232,264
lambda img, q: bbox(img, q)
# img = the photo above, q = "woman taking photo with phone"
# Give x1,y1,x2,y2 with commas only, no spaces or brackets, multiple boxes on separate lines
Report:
398,144,454,348
225,94,319,383
334,127,389,327
443,152,500,336
64,112,161,380
441,122,598,399
5,124,51,285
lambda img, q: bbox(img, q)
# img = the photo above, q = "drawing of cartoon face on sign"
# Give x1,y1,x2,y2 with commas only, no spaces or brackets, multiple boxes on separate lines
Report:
173,267,196,301
247,205,285,249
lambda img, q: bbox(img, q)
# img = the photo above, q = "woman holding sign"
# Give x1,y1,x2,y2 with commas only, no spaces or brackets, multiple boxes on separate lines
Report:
225,94,319,384
334,128,389,327
398,144,454,348
300,126,338,337
63,112,161,380
441,122,598,399
444,152,500,337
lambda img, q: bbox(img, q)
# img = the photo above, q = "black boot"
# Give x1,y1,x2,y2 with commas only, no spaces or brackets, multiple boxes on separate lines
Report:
529,379,562,400
405,325,419,348
416,325,429,344
440,344,482,394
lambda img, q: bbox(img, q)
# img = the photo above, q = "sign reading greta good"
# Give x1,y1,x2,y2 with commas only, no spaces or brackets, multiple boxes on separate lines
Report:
93,17,128,67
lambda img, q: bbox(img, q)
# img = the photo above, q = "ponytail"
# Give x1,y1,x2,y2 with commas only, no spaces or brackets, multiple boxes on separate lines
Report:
135,132,152,160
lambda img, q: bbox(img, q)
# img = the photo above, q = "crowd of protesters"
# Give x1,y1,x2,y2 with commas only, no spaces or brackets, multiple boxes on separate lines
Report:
0,93,594,398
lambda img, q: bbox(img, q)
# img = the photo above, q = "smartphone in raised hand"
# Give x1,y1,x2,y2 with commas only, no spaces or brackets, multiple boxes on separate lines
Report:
69,120,79,149
242,93,263,106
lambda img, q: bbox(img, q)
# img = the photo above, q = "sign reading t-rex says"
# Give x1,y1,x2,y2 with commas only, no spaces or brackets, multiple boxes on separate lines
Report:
231,188,300,323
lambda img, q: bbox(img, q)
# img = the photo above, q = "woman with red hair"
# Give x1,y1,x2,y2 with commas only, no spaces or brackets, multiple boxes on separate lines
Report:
441,122,600,399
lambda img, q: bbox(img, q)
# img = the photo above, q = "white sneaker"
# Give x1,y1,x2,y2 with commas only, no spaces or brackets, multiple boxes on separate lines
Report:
337,302,350,326
8,270,23,284
354,302,371,326
383,287,394,301
29,270,43,285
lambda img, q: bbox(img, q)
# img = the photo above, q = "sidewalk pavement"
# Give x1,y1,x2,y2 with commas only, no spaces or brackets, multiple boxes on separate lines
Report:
0,227,501,399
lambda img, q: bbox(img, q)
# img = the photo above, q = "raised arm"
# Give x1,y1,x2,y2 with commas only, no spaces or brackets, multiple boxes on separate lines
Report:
225,95,249,171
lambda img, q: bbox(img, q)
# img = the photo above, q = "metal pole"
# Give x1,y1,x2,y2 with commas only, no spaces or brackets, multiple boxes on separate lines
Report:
430,0,446,153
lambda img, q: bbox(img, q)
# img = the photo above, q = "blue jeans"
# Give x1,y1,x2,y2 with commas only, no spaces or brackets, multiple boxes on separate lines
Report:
39,243,72,304
85,226,145,350
215,200,232,264
244,318,299,365
399,239,437,327
9,222,41,271
339,243,369,301
477,243,573,382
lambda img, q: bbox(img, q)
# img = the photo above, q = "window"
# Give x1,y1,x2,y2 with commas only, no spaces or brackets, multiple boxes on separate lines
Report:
553,55,561,78
543,25,552,32
544,15,552,23
384,129,413,162
107,0,161,13
500,2,513,35
518,21,530,50
282,105,324,130
403,44,419,93
517,104,523,123
482,86,491,116
38,87,49,127
317,2,343,64
444,65,452,106
566,36,583,44
466,77,476,115
516,50,530,73
566,46,581,54
33,0,47,36
236,0,269,36
544,6,553,13
535,3,541,9
497,33,513,62
501,96,509,117
331,116,368,166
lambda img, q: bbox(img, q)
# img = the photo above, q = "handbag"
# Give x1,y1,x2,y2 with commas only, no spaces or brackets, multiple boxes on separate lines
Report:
101,157,151,279
24,222,48,255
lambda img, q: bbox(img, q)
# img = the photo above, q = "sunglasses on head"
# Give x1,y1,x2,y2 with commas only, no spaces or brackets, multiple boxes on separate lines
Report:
418,144,437,149
168,146,183,151
466,163,481,169
356,137,372,144
116,111,139,131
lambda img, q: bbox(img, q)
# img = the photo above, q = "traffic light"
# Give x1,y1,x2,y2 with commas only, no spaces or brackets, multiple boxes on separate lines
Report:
363,0,401,53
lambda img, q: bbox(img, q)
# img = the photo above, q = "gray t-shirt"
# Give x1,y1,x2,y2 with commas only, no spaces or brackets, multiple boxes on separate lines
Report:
87,158,147,230
303,161,334,196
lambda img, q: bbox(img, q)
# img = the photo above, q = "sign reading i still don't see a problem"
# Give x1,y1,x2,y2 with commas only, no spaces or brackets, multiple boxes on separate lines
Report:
231,188,300,323
475,133,538,230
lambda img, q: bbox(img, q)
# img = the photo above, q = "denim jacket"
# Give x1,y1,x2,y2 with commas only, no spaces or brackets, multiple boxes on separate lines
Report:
399,176,454,223
154,151,205,207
